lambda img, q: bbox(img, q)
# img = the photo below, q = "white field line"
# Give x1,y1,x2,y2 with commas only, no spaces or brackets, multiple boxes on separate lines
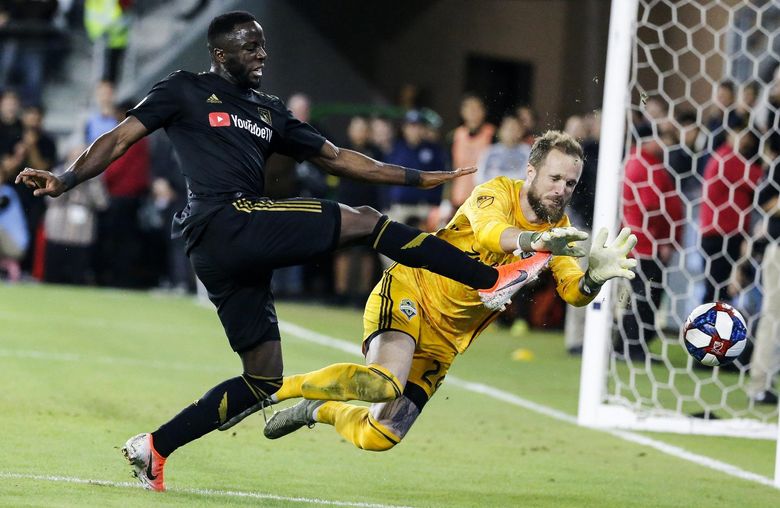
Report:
276,322,778,490
0,472,411,508
1,319,774,489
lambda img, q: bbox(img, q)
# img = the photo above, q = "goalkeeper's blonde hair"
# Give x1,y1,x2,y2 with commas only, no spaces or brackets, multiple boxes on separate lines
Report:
528,130,584,168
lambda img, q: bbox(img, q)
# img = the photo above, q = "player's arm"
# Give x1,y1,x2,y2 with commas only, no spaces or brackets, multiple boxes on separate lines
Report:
15,116,149,197
309,140,476,189
549,227,638,306
509,227,589,257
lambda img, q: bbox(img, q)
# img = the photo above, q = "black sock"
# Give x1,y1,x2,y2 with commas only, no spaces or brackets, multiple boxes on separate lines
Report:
369,217,497,289
152,376,260,458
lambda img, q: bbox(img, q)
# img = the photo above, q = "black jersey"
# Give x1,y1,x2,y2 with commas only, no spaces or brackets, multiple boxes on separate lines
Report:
128,71,325,199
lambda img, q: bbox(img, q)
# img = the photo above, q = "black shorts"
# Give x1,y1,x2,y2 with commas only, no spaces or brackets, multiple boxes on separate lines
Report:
189,197,341,352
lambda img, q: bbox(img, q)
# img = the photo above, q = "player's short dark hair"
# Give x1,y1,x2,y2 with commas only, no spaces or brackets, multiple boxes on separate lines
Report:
207,11,257,48
528,130,584,168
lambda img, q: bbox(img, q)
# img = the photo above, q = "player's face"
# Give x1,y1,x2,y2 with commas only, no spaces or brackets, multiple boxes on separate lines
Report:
525,149,581,223
219,21,267,89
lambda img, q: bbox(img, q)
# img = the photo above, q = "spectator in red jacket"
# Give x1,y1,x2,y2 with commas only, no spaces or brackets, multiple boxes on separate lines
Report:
620,122,684,361
699,126,763,304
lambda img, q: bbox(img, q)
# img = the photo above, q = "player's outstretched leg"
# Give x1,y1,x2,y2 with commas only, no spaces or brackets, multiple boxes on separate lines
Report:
263,400,401,451
219,362,402,431
264,332,417,450
364,213,497,289
265,397,419,452
224,333,415,430
124,341,283,489
342,207,546,310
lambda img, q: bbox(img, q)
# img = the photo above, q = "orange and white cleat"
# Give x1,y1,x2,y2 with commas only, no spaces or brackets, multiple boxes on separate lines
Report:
122,433,167,492
478,252,552,311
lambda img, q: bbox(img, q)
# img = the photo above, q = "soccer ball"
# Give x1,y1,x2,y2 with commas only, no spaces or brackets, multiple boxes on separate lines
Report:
682,302,748,367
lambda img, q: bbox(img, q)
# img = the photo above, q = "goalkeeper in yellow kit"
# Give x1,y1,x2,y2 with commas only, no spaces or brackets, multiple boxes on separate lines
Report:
230,131,637,451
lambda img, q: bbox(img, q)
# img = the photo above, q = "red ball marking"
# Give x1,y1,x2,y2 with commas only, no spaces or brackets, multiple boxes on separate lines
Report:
713,301,735,317
704,332,736,357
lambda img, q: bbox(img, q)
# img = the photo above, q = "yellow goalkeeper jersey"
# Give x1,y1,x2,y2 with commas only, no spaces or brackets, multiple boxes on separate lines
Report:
389,176,596,353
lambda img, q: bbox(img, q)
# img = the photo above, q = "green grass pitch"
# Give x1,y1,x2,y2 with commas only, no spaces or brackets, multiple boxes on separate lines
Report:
0,284,777,507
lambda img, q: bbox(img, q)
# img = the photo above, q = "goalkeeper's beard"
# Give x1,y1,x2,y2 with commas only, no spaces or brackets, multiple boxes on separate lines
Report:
527,186,567,223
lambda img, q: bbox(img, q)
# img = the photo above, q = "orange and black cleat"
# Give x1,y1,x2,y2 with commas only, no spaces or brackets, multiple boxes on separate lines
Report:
122,433,167,492
478,252,552,311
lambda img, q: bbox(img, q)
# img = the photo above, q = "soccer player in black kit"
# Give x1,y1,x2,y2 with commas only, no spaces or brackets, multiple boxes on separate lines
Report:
16,11,582,491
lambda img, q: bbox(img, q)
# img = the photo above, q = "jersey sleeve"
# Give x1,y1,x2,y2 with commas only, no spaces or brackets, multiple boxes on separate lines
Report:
126,72,184,132
550,255,595,307
460,177,516,253
273,107,326,162
544,214,596,307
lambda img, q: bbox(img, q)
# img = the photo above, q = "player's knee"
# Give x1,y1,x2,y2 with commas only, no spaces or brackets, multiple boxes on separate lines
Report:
358,435,399,452
355,205,381,221
360,364,403,402
340,206,385,242
357,415,402,452
242,373,283,401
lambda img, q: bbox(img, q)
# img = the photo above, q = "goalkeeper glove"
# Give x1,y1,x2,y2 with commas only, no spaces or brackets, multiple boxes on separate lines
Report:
584,227,638,286
515,226,589,257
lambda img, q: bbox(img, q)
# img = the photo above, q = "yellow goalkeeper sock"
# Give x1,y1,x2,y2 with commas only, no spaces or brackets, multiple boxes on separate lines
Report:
317,401,400,451
274,363,402,403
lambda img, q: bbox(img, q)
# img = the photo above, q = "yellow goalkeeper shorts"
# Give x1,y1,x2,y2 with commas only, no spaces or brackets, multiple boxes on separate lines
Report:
362,271,456,400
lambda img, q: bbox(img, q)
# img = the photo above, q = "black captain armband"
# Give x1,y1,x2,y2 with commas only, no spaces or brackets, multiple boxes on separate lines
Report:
59,171,78,192
403,168,423,186
579,270,602,296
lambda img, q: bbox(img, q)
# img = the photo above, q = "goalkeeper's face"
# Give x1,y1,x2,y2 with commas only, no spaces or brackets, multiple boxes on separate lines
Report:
526,150,582,223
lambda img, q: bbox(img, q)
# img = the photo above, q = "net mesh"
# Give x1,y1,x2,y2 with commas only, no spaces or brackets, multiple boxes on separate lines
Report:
606,0,779,430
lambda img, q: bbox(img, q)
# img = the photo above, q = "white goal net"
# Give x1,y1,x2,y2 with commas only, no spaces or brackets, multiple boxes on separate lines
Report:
578,0,780,485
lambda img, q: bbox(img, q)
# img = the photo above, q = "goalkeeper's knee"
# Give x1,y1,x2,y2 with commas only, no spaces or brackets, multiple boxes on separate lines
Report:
301,363,403,402
355,414,402,452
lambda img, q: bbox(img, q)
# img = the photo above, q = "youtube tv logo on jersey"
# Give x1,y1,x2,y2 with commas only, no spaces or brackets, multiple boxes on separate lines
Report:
208,112,231,127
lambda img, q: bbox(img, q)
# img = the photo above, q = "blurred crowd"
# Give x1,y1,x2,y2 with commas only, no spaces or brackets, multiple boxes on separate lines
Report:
0,79,191,292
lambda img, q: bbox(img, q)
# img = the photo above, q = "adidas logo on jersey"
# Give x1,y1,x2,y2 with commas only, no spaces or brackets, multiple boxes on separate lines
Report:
207,94,222,104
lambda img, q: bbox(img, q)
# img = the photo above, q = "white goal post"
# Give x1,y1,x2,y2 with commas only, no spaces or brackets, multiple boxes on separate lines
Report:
577,0,780,488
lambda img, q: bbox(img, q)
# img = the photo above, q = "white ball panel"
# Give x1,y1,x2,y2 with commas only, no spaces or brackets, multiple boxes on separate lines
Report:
685,328,712,348
715,311,733,339
700,354,720,367
687,303,714,323
724,339,746,358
